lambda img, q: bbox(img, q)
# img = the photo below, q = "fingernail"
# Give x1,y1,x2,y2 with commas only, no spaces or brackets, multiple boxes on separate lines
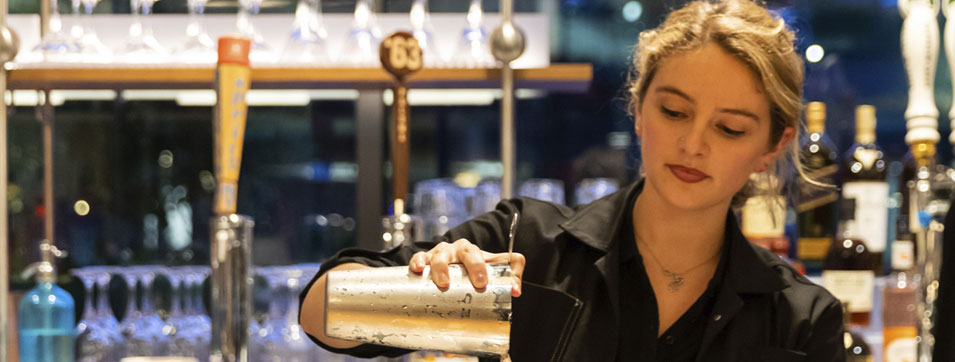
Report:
437,274,448,286
475,272,487,285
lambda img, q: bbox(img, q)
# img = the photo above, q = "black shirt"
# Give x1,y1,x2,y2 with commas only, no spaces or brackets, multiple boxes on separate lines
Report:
301,180,845,362
615,188,727,362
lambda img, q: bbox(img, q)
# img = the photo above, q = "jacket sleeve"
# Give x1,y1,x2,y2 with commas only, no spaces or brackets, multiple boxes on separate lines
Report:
297,199,521,358
802,298,846,362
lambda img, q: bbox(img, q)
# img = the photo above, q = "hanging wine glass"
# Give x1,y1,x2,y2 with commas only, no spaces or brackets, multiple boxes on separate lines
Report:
338,0,381,67
118,0,167,63
76,0,111,62
237,0,274,63
280,0,329,64
453,0,493,68
409,0,441,67
175,0,215,63
33,0,81,61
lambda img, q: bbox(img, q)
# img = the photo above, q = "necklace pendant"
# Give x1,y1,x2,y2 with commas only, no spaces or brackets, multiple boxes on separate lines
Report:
662,269,684,292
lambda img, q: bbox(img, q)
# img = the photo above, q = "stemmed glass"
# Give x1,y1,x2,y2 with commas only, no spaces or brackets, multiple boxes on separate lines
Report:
164,267,200,358
280,267,315,362
76,0,111,62
338,0,381,66
73,267,116,362
471,178,501,218
280,0,329,64
256,266,290,361
574,178,619,206
237,0,273,62
413,179,468,240
119,0,166,63
119,266,170,357
175,0,216,63
183,266,211,361
33,0,81,61
92,267,123,360
453,0,493,68
409,0,440,67
519,179,566,205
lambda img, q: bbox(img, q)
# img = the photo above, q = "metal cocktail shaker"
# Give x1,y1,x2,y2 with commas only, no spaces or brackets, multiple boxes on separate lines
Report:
324,263,512,357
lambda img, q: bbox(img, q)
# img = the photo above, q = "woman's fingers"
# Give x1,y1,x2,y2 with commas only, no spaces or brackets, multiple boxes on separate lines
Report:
409,251,430,272
456,241,488,289
486,252,526,297
429,242,455,288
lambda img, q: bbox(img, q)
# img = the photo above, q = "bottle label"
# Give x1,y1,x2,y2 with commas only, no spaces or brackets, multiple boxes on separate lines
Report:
797,164,839,213
843,182,889,252
798,237,831,260
883,331,916,362
891,240,915,271
854,149,880,170
822,270,875,312
742,196,785,237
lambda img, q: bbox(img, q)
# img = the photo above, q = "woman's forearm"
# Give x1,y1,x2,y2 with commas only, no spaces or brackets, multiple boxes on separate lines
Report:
300,262,370,349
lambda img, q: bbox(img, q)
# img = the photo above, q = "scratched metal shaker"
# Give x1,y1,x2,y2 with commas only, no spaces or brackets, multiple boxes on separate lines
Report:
209,214,254,362
324,262,512,357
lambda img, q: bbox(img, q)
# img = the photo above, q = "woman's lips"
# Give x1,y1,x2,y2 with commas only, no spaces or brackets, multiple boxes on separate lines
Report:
667,164,710,183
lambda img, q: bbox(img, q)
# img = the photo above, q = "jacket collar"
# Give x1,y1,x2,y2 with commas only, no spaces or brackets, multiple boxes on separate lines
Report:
558,179,789,295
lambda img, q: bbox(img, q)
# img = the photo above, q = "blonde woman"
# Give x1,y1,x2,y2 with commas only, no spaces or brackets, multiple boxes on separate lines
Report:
300,0,843,361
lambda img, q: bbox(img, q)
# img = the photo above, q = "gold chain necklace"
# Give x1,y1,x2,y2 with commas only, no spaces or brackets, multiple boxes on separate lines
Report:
636,235,720,293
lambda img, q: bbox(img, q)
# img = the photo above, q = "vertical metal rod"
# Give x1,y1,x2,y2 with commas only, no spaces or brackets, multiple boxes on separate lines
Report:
41,91,54,267
0,52,8,362
355,90,384,251
40,0,49,37
500,63,515,199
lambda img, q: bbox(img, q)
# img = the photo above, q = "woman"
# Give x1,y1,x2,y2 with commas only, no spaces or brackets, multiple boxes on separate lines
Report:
300,0,844,361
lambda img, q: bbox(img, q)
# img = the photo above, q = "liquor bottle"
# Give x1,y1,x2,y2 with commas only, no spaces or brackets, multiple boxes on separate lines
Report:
823,198,876,326
841,105,888,274
741,176,804,273
842,302,873,362
17,248,75,362
883,269,917,362
797,101,840,273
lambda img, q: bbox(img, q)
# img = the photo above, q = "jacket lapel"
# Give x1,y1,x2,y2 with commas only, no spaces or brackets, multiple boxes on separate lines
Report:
695,212,791,361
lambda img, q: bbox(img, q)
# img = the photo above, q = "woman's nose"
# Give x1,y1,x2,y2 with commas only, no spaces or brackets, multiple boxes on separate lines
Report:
679,122,708,156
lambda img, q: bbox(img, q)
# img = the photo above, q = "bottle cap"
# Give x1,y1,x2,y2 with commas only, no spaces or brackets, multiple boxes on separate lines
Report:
217,36,251,66
855,105,876,144
806,102,826,134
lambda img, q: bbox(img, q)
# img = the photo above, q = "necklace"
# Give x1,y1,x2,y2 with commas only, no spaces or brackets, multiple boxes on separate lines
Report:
636,235,720,293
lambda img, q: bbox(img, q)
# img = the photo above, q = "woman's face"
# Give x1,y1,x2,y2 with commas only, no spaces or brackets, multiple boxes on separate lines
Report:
635,42,794,211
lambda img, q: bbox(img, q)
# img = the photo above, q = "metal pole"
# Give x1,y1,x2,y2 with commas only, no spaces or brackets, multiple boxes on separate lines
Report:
41,91,54,268
500,64,514,199
0,53,7,362
0,0,18,357
490,0,524,200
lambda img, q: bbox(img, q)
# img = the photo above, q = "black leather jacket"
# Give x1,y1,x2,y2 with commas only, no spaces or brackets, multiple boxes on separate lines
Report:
301,181,845,362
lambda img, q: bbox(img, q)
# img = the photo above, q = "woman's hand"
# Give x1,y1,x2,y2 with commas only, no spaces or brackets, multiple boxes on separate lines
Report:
409,238,525,297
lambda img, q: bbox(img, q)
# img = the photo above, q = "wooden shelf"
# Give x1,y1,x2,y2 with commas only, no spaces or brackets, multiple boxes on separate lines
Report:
6,63,593,92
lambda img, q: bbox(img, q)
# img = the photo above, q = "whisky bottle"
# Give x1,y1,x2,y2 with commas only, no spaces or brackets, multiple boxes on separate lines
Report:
841,105,888,274
882,270,917,362
797,101,840,273
842,302,873,362
823,198,876,326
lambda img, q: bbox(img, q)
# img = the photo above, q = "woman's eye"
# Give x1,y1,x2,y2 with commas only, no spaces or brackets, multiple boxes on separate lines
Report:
661,106,686,119
719,125,745,137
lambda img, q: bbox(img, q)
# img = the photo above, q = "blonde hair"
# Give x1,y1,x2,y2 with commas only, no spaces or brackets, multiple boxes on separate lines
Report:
627,0,809,208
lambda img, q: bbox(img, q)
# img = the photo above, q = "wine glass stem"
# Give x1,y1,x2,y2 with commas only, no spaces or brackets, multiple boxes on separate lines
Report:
83,282,96,320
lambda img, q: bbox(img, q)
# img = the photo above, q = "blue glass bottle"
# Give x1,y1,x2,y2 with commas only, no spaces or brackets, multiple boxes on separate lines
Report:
18,262,75,362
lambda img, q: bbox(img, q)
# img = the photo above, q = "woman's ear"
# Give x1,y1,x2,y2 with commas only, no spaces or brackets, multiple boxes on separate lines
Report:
634,108,643,138
756,126,796,172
